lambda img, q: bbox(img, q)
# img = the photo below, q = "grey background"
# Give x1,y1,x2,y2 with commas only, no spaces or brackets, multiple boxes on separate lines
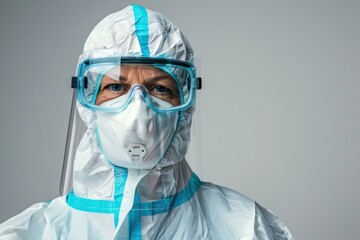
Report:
0,0,359,239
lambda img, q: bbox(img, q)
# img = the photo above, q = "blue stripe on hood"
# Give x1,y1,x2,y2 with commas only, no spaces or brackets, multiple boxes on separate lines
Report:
132,4,150,56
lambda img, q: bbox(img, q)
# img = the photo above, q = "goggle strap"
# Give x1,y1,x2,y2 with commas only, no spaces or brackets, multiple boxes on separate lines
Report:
71,76,88,89
196,77,202,90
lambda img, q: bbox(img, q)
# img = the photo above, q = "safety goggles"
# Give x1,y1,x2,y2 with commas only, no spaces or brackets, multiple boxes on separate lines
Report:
72,51,201,113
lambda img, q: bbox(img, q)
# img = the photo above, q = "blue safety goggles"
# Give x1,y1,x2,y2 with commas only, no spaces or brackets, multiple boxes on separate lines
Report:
72,56,201,113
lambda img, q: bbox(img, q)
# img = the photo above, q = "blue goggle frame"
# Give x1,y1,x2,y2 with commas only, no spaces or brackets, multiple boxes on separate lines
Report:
71,56,201,113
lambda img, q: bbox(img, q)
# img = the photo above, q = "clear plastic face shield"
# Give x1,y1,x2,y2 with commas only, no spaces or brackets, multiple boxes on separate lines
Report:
73,50,199,113
60,50,202,195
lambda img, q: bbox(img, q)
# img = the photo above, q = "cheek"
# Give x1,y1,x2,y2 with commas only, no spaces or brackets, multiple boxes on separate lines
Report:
95,95,105,105
172,98,180,106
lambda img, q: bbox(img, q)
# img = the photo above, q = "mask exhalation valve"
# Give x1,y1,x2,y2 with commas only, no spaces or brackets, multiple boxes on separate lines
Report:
127,144,147,159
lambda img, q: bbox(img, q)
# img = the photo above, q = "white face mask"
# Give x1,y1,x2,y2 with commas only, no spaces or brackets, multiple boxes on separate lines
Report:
95,93,179,169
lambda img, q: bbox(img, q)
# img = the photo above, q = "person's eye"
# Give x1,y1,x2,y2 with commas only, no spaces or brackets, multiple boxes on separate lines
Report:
106,84,123,92
153,85,171,94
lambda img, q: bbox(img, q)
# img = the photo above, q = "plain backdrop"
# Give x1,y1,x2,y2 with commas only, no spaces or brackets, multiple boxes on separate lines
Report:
1,1,359,239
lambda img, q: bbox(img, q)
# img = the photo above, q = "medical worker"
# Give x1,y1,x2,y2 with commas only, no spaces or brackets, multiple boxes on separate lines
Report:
0,5,294,240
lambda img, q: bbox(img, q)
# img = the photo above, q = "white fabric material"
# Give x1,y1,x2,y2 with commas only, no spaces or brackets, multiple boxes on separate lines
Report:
0,5,294,239
83,6,193,62
0,170,293,239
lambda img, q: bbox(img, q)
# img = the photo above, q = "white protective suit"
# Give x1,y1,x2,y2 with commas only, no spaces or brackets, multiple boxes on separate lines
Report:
0,5,294,240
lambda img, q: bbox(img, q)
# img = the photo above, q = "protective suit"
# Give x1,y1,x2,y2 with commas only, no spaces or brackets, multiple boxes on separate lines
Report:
0,5,294,240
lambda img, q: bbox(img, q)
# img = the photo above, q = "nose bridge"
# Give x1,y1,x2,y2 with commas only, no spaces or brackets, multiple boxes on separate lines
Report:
125,85,154,117
127,84,150,106
131,84,147,97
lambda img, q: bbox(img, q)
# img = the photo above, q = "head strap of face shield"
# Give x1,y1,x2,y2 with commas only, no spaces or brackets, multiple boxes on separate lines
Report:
71,56,202,113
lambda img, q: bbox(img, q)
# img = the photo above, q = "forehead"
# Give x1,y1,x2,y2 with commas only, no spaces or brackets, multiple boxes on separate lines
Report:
104,65,171,79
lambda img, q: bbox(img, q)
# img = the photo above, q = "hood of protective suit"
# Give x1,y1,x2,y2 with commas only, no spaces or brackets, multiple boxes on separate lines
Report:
78,3,195,167
72,4,196,235
83,6,193,61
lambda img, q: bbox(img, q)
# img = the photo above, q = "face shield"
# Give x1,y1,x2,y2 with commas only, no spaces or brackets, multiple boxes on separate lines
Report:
60,50,202,195
72,50,200,113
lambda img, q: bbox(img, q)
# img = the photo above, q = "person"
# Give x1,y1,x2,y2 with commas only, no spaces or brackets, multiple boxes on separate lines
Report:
0,4,294,239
